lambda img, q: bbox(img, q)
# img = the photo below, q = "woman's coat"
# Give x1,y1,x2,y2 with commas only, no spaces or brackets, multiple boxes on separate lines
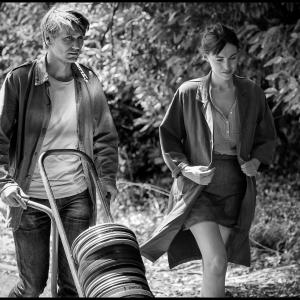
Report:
140,72,277,268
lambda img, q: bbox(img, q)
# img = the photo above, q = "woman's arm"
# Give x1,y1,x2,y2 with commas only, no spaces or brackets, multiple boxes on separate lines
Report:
159,88,189,178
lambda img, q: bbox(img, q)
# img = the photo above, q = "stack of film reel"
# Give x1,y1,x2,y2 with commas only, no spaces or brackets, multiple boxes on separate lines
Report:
71,223,154,297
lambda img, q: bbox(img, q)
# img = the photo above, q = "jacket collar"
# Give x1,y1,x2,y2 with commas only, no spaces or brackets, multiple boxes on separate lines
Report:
195,70,247,104
195,70,249,151
195,71,211,104
34,53,89,86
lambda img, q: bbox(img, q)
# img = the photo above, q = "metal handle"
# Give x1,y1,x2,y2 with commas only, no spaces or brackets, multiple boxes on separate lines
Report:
39,149,113,222
38,149,114,297
24,199,58,297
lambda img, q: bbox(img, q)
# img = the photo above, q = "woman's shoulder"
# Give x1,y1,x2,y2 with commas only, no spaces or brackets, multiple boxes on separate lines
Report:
234,74,264,94
235,75,267,110
177,75,207,93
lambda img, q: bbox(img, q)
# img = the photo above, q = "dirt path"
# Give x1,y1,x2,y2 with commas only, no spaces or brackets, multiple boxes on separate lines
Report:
1,253,298,297
1,210,299,297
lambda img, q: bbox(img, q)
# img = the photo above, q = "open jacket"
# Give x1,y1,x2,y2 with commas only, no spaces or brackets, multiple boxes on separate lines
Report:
0,54,119,231
140,72,277,268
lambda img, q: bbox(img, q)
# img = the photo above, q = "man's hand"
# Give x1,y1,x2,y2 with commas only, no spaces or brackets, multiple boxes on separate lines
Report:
181,165,215,185
0,184,27,209
241,158,260,177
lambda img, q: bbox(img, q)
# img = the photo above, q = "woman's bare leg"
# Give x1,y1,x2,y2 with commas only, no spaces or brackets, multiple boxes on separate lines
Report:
219,224,232,246
190,221,231,297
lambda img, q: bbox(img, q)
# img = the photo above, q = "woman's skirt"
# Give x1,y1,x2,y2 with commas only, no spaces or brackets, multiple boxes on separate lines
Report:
183,153,247,229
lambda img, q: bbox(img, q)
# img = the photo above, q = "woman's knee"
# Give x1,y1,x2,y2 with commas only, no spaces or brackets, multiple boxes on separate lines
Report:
205,253,228,276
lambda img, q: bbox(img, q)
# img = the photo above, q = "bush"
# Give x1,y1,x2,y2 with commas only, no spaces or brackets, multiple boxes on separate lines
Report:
251,171,300,265
0,2,299,182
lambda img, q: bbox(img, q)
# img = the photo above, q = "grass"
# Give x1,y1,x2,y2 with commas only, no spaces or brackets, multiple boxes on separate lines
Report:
250,171,300,268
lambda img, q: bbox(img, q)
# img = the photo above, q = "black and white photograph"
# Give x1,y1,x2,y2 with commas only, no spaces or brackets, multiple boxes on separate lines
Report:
0,2,299,297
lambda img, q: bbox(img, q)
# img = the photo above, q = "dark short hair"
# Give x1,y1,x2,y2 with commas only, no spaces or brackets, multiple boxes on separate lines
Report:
200,23,239,56
40,4,90,48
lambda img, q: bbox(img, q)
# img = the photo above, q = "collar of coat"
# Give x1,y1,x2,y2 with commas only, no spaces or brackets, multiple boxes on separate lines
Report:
34,53,90,86
195,70,248,105
194,70,250,147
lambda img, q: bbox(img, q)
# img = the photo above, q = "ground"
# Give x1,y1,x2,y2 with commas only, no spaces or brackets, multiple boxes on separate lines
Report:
0,208,299,297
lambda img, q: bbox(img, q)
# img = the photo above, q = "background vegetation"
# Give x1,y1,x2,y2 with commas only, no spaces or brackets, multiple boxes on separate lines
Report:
0,2,299,291
1,2,300,182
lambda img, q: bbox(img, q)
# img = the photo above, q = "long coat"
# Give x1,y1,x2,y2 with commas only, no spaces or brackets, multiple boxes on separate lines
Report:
140,72,277,268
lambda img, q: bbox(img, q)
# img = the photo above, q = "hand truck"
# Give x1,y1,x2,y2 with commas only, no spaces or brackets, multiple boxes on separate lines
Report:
24,149,113,297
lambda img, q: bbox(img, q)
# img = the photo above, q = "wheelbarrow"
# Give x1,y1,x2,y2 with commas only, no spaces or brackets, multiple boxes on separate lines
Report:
24,149,153,297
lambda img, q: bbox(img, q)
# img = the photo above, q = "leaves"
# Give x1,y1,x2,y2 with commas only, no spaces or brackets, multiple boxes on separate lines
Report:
264,87,278,99
264,56,284,67
0,2,300,180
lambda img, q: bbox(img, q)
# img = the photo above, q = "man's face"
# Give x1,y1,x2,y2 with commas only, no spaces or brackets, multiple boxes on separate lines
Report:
47,25,84,63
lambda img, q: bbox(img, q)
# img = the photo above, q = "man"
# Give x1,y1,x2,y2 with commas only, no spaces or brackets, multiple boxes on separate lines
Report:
0,4,119,297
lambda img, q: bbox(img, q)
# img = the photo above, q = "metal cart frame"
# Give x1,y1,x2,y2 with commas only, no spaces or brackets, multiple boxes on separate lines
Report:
24,149,113,297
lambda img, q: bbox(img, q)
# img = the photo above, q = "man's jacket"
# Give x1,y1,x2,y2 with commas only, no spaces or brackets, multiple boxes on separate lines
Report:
141,71,277,268
0,54,119,230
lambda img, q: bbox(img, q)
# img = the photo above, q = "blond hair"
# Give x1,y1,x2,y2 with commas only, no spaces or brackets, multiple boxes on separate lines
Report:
40,4,89,48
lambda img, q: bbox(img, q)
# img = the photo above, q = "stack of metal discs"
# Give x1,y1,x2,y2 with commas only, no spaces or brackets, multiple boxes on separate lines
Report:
71,223,154,297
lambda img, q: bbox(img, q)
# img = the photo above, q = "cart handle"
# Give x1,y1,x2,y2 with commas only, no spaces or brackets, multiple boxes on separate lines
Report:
38,149,114,297
23,198,58,297
39,149,113,222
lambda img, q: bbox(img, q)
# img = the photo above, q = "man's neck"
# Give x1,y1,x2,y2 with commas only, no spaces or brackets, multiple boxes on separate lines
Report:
46,53,73,82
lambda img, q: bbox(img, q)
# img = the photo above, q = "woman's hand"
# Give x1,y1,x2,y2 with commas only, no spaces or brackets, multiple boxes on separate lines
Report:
181,165,215,185
241,158,260,177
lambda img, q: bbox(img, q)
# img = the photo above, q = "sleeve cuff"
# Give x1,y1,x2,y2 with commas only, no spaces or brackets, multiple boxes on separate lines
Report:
171,162,189,178
0,182,18,197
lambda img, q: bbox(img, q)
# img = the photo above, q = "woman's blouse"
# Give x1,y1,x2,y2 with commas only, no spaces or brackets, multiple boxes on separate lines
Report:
210,90,240,156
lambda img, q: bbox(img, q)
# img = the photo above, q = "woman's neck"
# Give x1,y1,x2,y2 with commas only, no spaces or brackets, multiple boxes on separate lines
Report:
211,72,234,91
46,53,73,82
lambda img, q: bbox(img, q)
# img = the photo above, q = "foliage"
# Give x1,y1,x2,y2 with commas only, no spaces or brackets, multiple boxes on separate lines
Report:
0,2,300,182
0,3,48,76
251,171,300,267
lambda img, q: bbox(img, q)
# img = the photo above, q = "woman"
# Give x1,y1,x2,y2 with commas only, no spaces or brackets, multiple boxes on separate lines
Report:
140,23,277,297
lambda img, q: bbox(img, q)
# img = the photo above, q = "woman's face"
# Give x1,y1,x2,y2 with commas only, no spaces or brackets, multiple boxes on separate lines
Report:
204,43,239,81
